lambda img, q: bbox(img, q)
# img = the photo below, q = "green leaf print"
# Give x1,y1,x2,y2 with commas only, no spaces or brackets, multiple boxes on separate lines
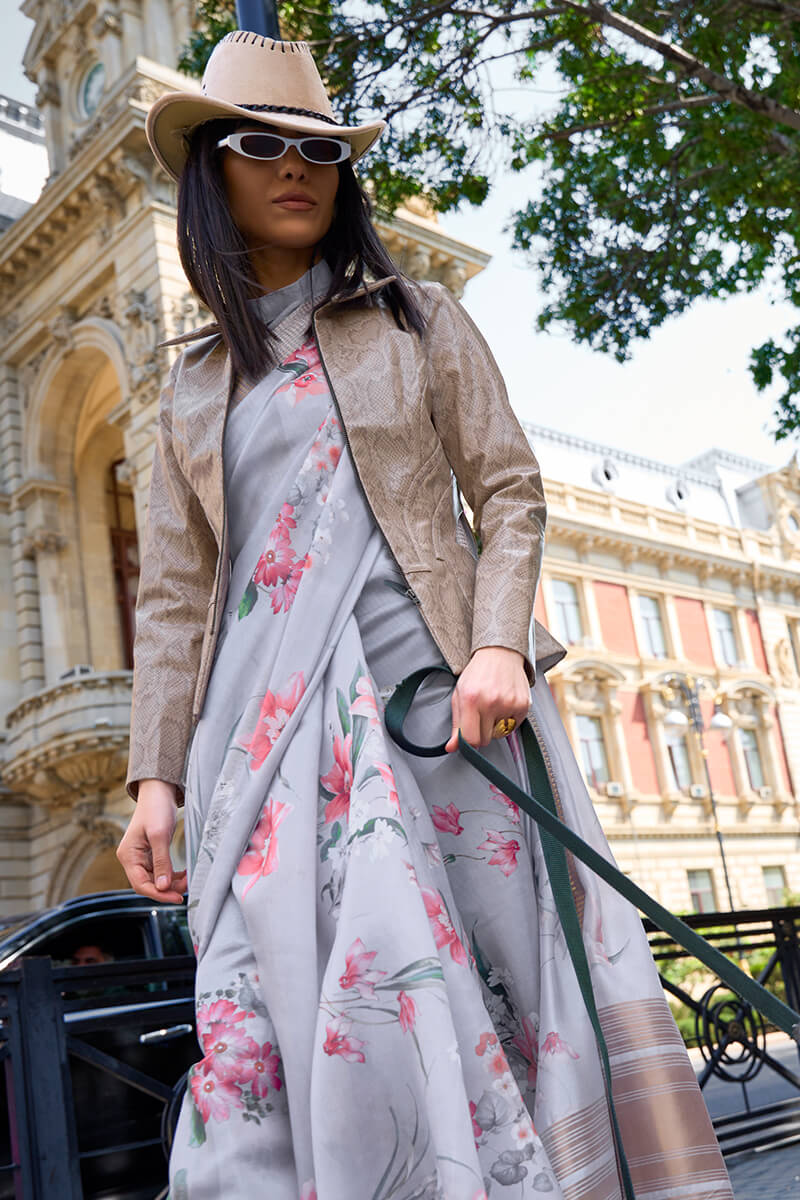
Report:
347,817,407,845
170,1168,189,1200
188,1081,207,1148
336,688,351,737
238,578,258,620
320,820,342,862
349,663,363,704
351,712,368,767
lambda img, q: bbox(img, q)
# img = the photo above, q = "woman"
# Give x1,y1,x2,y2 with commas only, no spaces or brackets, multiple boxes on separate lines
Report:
118,31,732,1200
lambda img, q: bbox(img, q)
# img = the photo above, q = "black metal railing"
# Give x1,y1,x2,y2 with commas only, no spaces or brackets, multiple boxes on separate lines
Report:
645,904,800,1157
0,955,196,1200
1,910,799,1195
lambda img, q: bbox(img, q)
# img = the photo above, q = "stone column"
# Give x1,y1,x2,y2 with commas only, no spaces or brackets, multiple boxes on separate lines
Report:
0,367,45,694
22,527,69,686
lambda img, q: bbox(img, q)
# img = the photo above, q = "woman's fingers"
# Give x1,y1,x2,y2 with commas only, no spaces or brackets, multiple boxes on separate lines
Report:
117,794,185,903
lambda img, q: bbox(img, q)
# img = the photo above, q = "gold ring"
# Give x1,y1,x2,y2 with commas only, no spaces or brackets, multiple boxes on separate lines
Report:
492,716,517,739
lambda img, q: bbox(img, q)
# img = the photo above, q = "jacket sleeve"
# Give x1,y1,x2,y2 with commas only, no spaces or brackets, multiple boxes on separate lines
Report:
422,282,547,682
125,355,218,803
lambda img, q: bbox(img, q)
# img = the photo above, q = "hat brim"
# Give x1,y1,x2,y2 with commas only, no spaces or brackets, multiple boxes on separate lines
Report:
145,92,386,181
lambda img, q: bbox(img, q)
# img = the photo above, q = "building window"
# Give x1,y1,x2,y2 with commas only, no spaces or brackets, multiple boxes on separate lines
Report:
638,595,668,658
739,728,765,790
576,714,609,790
666,731,692,791
789,619,800,676
712,607,739,667
687,868,716,914
108,460,139,669
762,865,787,907
552,578,583,645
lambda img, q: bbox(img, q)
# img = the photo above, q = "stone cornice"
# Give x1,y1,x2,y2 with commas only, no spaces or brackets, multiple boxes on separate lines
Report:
5,669,132,729
0,63,176,300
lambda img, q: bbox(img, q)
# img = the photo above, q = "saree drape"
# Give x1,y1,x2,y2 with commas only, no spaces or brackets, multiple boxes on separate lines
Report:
167,266,732,1200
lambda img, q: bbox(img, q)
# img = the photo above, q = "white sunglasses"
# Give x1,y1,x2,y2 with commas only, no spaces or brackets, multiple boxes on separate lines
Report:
216,131,351,165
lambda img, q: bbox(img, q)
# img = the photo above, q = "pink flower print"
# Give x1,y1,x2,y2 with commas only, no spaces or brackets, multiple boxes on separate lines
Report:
300,1184,317,1200
397,990,416,1034
240,1041,282,1097
541,1031,579,1059
321,733,353,823
237,797,293,895
490,783,520,825
199,1020,258,1084
270,557,308,614
512,1016,539,1087
283,340,321,372
328,443,341,468
323,1015,366,1064
293,368,328,400
254,523,296,589
338,938,387,999
475,1031,499,1057
431,802,464,835
196,997,245,1039
350,677,381,729
374,760,400,812
468,1100,483,1147
420,886,468,966
241,671,305,769
190,1069,243,1123
478,829,521,877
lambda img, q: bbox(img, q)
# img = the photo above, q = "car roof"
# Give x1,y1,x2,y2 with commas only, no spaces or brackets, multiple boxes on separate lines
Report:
0,890,186,964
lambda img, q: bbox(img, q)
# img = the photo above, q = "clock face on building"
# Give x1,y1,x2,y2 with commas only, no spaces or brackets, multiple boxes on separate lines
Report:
80,62,105,118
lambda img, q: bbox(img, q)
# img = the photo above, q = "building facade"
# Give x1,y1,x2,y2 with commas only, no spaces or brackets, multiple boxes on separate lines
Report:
0,0,488,913
0,0,797,920
530,428,800,914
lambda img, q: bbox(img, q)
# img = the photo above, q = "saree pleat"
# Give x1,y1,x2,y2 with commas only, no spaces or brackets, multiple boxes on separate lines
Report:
168,265,732,1200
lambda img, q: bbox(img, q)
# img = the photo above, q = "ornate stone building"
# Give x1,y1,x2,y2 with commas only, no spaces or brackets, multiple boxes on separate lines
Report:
0,0,489,913
1,0,797,921
531,429,800,913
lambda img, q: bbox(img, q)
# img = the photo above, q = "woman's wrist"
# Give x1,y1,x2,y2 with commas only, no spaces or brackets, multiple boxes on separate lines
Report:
137,778,179,806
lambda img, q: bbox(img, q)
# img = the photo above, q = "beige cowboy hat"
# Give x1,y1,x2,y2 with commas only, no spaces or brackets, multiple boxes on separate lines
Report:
146,30,387,181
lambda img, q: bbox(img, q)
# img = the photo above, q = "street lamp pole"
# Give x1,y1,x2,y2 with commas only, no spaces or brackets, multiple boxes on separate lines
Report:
235,0,281,39
663,673,737,913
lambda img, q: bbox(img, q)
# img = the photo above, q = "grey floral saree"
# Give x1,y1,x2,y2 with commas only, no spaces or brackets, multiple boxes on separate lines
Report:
168,262,732,1200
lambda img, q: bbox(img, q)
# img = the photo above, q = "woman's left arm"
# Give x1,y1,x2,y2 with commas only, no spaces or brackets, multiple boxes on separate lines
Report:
422,283,546,748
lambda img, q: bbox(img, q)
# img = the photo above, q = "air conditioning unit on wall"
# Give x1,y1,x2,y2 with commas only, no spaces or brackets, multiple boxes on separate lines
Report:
689,784,706,800
605,781,624,798
758,785,773,800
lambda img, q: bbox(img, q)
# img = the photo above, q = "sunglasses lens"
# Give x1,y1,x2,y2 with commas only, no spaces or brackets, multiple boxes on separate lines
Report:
238,133,286,159
301,138,347,163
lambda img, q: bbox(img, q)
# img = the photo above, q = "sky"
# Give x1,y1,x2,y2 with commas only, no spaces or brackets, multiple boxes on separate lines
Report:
2,5,797,472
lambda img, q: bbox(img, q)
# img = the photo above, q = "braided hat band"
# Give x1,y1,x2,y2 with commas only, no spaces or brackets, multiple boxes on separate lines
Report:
145,31,386,182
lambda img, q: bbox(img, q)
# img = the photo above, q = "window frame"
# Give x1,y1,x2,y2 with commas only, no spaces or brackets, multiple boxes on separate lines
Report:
576,713,610,791
711,606,740,668
637,593,669,660
687,868,717,914
551,577,585,647
762,865,787,908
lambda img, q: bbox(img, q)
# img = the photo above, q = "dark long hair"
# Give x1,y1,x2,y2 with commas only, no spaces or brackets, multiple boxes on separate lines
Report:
176,119,427,380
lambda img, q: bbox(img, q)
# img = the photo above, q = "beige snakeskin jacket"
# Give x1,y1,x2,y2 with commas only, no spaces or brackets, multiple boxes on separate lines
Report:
126,275,565,801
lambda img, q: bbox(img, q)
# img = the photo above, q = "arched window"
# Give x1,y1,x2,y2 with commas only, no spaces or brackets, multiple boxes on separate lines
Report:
107,460,139,668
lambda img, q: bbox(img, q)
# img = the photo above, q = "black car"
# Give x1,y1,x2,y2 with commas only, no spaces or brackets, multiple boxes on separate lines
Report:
0,890,198,1200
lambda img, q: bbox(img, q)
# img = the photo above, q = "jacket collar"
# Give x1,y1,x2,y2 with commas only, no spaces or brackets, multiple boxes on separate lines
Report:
159,273,397,348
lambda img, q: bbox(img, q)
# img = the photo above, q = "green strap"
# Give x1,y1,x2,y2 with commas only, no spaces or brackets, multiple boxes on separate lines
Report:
386,669,636,1198
384,667,800,1044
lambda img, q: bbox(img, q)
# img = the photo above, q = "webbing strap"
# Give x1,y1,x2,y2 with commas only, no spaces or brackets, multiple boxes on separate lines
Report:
385,667,636,1197
384,667,800,1045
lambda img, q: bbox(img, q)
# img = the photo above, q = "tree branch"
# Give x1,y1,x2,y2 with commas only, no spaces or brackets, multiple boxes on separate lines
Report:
542,94,716,139
559,0,800,132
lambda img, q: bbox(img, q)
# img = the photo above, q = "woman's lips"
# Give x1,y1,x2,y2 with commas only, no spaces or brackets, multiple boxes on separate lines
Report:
273,199,315,210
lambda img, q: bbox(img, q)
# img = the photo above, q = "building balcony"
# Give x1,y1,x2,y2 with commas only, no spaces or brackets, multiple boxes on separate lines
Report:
2,670,132,806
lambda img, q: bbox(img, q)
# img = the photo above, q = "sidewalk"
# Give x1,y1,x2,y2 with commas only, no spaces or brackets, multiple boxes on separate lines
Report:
727,1143,800,1198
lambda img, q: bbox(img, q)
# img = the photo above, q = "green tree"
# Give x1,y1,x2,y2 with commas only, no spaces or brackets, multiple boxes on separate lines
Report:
181,1,800,440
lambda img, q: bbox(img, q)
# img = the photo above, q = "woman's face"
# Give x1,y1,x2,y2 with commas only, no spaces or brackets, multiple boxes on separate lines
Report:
220,120,340,254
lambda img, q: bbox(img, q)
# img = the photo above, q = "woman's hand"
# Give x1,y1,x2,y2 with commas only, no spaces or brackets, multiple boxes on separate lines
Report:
116,780,187,904
445,646,531,753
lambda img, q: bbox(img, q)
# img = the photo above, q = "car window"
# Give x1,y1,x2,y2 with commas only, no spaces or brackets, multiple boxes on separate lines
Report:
157,908,193,956
17,912,154,967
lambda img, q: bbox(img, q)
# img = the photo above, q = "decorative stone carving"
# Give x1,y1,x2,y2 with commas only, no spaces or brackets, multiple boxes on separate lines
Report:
49,305,77,348
122,288,161,399
92,10,122,39
171,291,209,338
21,527,67,558
405,245,431,279
441,260,468,297
774,638,798,688
35,78,61,108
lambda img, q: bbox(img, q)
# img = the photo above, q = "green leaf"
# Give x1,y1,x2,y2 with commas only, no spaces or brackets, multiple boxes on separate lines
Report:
188,1083,206,1147
336,687,351,738
238,579,258,621
347,816,407,844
